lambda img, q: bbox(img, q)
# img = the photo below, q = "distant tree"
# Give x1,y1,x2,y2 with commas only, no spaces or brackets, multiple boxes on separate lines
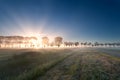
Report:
50,42,54,47
108,43,112,47
113,43,116,47
116,43,119,47
81,42,84,47
87,42,92,47
104,43,108,47
64,42,74,47
68,42,74,47
54,37,63,47
42,37,49,47
99,43,104,47
64,42,68,47
83,42,87,47
0,39,2,48
74,42,79,47
116,42,120,47
94,42,99,47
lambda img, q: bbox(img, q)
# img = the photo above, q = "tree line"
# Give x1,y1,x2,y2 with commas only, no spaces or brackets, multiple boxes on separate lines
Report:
0,36,37,48
0,36,120,48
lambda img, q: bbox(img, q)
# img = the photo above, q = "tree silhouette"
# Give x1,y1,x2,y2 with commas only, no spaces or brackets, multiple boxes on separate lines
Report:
54,37,63,47
81,42,84,47
50,42,54,47
83,42,87,47
74,42,79,47
42,37,49,47
88,42,92,47
64,42,68,47
94,42,99,47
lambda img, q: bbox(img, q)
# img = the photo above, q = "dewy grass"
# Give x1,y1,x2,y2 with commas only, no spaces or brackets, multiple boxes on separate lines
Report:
0,49,71,80
80,65,110,80
13,53,72,80
67,55,80,75
99,52,120,61
1,49,120,80
76,52,110,80
99,53,120,80
68,64,78,75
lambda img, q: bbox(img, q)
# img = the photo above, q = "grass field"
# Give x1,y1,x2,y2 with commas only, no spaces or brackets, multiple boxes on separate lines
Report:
0,48,120,80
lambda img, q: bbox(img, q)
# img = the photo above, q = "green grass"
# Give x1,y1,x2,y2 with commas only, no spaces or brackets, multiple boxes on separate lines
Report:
0,48,120,80
0,49,72,80
76,52,120,80
14,54,72,80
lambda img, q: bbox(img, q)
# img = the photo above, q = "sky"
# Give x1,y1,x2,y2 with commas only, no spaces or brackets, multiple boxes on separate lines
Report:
0,0,120,42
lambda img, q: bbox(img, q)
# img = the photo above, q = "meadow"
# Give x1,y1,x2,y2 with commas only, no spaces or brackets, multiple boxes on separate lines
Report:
0,48,120,80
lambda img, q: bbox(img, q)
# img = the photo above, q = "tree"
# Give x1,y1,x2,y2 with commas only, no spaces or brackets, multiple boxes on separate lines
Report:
54,37,63,47
108,43,112,47
83,42,87,47
67,42,73,47
105,43,108,47
94,42,99,47
42,37,49,47
64,42,68,47
74,42,79,47
81,42,84,47
116,42,120,47
50,42,54,47
88,42,92,47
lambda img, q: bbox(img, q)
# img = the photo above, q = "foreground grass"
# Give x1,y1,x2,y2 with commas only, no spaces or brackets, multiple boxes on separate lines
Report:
75,52,120,80
38,50,120,80
0,48,120,80
0,49,72,80
14,53,73,80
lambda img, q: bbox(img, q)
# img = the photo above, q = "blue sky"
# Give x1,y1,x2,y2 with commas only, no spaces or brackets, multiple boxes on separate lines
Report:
0,0,120,42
